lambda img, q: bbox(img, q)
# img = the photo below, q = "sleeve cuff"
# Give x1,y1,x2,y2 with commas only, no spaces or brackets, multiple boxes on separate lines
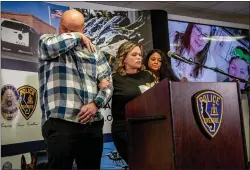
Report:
93,98,103,109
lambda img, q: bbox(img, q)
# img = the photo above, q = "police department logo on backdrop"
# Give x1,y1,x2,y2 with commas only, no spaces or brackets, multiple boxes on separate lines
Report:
2,161,12,170
193,90,223,138
17,85,38,120
1,84,20,120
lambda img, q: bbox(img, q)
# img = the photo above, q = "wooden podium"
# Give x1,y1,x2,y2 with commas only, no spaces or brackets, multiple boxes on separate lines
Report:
125,79,248,169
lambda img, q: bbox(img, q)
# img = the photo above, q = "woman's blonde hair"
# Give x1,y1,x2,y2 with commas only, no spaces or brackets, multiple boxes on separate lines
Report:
114,41,145,76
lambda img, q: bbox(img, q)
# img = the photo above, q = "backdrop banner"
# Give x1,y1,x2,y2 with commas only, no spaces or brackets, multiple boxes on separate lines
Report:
1,1,154,169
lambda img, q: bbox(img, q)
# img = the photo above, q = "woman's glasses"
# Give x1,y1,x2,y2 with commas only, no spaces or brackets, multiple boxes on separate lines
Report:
193,25,209,43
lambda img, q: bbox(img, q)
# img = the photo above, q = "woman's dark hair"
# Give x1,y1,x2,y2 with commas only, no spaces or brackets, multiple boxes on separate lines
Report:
144,49,180,81
174,23,215,78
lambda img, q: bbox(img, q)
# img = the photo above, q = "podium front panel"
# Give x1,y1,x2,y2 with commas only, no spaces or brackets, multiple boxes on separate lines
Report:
170,82,247,169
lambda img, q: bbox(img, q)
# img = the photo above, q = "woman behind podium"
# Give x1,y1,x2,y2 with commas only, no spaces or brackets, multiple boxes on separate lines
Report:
111,41,157,164
144,49,180,82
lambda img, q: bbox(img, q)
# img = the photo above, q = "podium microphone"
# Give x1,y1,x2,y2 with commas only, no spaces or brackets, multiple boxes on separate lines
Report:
167,51,192,64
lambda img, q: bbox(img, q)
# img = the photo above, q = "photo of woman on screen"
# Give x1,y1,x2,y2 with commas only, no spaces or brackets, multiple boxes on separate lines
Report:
169,23,217,82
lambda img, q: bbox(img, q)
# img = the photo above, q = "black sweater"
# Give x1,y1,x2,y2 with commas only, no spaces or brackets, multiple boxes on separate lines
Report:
111,70,156,131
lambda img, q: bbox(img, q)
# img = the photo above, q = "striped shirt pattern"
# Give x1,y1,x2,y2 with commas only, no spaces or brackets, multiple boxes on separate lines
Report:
38,32,113,125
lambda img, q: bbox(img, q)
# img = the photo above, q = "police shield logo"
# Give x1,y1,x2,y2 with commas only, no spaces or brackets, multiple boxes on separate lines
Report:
193,90,223,138
17,85,37,120
1,84,20,120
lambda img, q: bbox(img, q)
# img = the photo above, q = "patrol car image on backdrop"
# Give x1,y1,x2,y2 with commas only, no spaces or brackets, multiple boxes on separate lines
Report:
1,18,41,56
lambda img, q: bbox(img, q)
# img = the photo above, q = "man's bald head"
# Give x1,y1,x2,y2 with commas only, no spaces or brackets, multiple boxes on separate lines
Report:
59,9,85,34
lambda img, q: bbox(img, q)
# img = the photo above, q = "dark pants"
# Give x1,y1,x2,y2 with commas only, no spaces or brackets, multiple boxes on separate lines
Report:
42,118,104,169
111,121,128,164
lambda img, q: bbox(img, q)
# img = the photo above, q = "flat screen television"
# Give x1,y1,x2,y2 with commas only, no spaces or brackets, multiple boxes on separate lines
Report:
168,20,249,90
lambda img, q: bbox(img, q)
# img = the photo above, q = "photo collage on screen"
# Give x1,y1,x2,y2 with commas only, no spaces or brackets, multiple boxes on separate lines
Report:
168,20,249,90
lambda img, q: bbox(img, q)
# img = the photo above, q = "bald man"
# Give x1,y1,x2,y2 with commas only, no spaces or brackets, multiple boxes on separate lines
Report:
38,9,113,169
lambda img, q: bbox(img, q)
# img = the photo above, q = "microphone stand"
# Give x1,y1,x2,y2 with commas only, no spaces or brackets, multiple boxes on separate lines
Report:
184,56,250,96
183,58,248,84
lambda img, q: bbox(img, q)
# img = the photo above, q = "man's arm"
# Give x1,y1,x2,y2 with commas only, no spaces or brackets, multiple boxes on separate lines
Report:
38,32,81,60
93,49,113,108
77,48,113,123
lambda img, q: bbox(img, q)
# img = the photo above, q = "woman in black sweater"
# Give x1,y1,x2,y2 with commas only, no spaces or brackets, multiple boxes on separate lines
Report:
111,41,156,164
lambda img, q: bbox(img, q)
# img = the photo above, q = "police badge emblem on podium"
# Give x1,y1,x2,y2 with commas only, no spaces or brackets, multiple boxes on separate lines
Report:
192,90,224,138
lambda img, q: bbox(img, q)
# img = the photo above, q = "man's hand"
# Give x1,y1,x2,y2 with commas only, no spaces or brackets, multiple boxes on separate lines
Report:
78,103,98,124
78,32,96,53
98,78,110,89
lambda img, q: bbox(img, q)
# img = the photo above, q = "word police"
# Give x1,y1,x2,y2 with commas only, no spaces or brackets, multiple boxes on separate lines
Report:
198,94,221,106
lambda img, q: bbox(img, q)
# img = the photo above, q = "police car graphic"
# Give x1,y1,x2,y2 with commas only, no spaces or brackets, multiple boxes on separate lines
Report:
1,18,40,55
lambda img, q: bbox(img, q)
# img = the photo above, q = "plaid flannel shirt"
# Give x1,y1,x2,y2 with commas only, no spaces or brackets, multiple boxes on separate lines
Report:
38,33,113,125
